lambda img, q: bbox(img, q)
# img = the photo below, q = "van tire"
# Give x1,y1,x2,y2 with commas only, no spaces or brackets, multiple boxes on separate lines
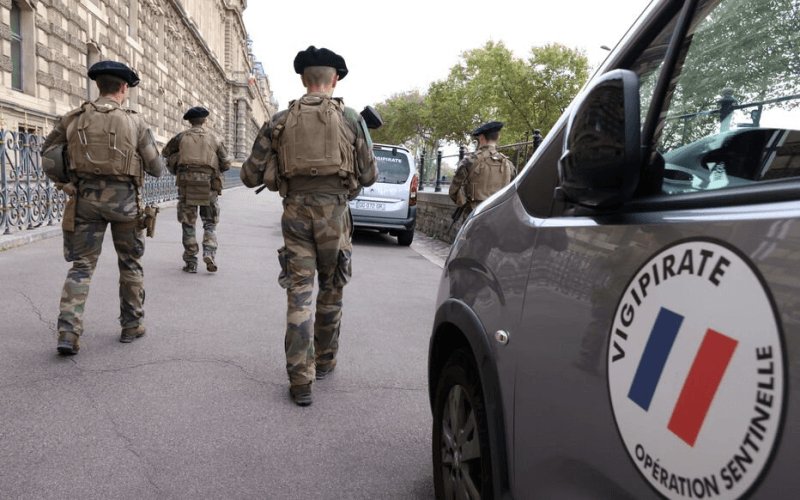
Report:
397,229,414,246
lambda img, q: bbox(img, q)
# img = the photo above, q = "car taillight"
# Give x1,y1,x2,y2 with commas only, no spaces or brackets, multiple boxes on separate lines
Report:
409,174,419,206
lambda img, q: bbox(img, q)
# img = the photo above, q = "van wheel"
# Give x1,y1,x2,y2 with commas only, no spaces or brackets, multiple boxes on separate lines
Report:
432,349,494,499
397,229,414,246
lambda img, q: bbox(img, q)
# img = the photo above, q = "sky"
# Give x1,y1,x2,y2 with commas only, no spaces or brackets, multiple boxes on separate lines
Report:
243,0,654,111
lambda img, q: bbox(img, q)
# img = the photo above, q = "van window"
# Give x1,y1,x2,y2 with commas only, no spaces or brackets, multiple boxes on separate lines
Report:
655,0,800,194
374,150,411,184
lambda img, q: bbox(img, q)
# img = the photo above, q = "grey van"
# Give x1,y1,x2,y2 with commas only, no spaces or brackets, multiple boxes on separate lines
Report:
350,144,418,246
428,0,800,498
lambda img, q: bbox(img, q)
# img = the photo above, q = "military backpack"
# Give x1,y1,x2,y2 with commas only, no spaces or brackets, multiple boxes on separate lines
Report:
467,148,515,203
276,97,355,180
66,101,142,180
177,128,220,171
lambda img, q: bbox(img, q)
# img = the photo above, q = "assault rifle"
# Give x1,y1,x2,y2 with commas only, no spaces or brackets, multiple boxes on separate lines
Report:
448,205,466,232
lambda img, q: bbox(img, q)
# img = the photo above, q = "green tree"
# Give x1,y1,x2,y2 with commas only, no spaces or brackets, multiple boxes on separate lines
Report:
426,41,590,147
369,90,430,147
368,90,442,180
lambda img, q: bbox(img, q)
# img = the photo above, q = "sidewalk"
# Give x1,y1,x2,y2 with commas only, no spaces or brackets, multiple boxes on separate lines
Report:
0,186,438,498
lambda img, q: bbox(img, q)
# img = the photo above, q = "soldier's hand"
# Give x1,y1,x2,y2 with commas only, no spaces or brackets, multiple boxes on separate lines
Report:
55,182,77,196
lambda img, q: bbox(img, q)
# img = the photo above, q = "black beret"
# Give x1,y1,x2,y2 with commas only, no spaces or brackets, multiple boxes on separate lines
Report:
293,46,348,80
471,121,504,137
360,106,383,130
183,107,210,120
87,60,140,87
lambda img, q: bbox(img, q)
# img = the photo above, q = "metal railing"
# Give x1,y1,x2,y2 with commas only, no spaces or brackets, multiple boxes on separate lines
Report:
1,130,181,236
1,131,66,235
671,90,800,147
418,129,544,192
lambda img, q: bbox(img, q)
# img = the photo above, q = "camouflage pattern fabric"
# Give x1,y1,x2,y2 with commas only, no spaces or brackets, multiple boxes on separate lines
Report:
58,179,146,335
163,127,231,264
278,193,352,387
242,92,377,389
178,193,220,264
42,97,164,342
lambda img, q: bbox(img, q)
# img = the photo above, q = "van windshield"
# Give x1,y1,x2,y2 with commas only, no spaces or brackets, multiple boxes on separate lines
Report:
374,150,410,184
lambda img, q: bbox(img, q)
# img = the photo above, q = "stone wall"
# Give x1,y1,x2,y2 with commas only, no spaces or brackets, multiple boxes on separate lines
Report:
416,191,462,245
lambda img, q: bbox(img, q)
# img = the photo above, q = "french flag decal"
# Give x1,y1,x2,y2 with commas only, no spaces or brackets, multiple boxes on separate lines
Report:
627,307,738,446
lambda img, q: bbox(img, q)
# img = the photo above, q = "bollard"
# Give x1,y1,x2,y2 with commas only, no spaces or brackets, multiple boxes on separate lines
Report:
717,89,737,133
533,129,542,151
434,150,442,192
419,149,426,191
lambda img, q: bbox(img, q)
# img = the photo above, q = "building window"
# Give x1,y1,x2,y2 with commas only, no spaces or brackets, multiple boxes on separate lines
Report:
11,1,23,91
126,0,138,38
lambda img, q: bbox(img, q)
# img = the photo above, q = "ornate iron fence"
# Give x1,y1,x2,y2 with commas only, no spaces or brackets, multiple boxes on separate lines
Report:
0,131,66,235
0,130,180,236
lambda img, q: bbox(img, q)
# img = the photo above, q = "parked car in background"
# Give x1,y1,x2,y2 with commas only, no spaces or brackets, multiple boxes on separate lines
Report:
428,0,799,498
350,144,418,246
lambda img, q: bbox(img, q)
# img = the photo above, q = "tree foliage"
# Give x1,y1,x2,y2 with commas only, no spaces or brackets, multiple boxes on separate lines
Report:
369,40,590,155
369,90,429,147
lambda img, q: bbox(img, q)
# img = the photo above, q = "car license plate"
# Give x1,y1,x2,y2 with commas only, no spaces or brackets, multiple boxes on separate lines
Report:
355,201,385,210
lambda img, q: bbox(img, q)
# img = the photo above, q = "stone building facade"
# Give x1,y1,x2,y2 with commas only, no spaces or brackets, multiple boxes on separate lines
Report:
0,0,276,158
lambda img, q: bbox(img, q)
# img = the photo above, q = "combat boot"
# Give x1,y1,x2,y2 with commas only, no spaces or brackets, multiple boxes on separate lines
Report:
203,254,217,273
315,364,335,380
182,261,197,274
120,325,146,343
289,384,312,406
56,332,80,355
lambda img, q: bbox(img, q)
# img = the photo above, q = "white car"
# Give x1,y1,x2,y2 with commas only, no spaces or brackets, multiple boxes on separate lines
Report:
350,144,419,246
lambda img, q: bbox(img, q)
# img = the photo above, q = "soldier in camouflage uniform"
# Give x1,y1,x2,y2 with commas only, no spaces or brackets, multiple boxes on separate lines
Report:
162,107,232,273
42,61,165,355
241,46,377,406
449,121,517,217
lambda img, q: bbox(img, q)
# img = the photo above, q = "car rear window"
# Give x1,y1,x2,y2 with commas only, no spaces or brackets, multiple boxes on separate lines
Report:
374,149,410,184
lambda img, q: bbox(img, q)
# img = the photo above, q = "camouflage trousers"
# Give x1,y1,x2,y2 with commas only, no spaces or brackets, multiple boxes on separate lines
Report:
278,193,353,387
177,193,220,264
58,179,146,336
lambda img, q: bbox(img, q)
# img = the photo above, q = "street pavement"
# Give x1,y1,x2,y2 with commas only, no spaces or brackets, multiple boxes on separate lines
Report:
0,187,451,499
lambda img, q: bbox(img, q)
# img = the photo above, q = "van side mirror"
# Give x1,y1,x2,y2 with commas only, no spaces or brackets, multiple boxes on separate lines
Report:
558,69,642,207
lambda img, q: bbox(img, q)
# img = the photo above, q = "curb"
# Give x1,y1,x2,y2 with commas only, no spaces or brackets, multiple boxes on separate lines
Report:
0,198,180,252
0,225,63,251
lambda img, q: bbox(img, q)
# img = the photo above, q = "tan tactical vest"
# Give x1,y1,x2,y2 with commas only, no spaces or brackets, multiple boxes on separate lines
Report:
66,101,141,179
467,148,514,202
277,97,355,180
177,129,220,171
176,129,221,206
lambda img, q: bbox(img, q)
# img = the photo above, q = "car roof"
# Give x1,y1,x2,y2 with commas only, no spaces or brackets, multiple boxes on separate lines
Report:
373,143,411,154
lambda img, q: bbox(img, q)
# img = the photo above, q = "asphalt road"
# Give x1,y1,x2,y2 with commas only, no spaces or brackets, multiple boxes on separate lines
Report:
0,187,443,499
